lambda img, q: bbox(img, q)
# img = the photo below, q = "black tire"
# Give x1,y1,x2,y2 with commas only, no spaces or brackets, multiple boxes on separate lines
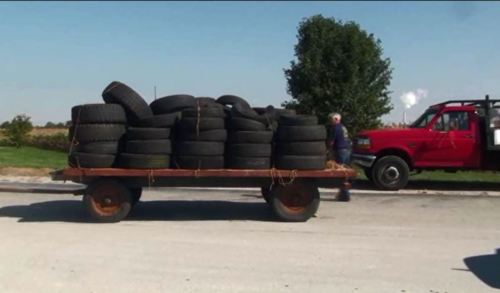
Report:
227,144,272,157
276,125,326,142
195,97,219,107
127,127,171,140
177,117,225,131
261,186,272,204
364,167,373,181
68,152,116,168
83,179,132,223
70,124,126,143
71,104,126,124
174,141,224,156
75,141,120,154
182,107,225,118
371,156,409,190
275,155,326,170
227,118,267,131
231,103,271,125
275,109,296,120
130,187,142,206
176,129,227,142
278,114,318,126
126,139,172,154
135,112,180,127
227,131,273,143
270,181,319,222
102,81,153,121
174,156,225,169
118,153,171,169
275,142,327,156
216,95,251,109
226,156,271,169
150,94,195,114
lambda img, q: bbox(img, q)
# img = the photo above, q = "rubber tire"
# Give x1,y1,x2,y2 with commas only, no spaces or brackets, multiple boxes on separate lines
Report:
216,95,251,109
135,113,180,127
118,153,171,169
371,156,409,191
231,103,271,125
174,156,225,169
176,129,227,142
68,152,116,168
227,131,273,143
275,142,326,156
127,127,171,140
71,104,126,124
130,187,142,206
177,117,225,131
150,94,195,114
174,141,225,156
182,107,225,118
276,125,326,142
227,118,267,131
269,181,320,222
227,144,272,157
102,81,153,120
70,124,126,143
226,156,271,169
279,114,318,126
275,155,326,170
83,179,132,223
261,186,272,204
75,141,120,154
126,139,172,154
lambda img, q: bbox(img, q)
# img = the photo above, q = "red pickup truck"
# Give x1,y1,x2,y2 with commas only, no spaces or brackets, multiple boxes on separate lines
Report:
352,95,500,190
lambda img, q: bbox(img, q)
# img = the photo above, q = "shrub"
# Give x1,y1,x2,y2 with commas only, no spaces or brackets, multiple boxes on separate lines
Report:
5,114,33,147
27,133,70,152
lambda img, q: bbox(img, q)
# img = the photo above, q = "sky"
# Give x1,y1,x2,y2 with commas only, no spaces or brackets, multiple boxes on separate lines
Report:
1,1,500,125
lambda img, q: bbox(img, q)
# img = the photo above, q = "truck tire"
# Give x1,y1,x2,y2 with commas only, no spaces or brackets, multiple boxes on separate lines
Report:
75,141,120,154
126,139,172,154
176,129,227,142
182,107,225,118
226,156,271,169
177,117,225,131
150,94,195,114
102,81,153,121
174,141,225,156
269,181,319,222
227,118,267,131
371,156,409,190
135,113,180,127
70,124,126,143
118,153,171,169
68,152,116,168
83,179,133,223
227,131,273,143
127,127,171,140
216,95,251,109
276,125,326,142
275,142,326,156
173,155,225,169
278,114,318,126
71,104,126,124
227,144,272,157
231,103,270,125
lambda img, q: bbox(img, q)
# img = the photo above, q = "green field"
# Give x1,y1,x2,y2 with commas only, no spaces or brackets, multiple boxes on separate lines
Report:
0,146,67,169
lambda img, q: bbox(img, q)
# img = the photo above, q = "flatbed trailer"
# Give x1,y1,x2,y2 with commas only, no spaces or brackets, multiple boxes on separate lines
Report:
52,167,356,223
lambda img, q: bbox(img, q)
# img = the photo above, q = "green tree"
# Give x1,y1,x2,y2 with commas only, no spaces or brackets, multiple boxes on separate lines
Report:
283,15,393,135
5,114,33,147
0,121,10,129
44,121,56,128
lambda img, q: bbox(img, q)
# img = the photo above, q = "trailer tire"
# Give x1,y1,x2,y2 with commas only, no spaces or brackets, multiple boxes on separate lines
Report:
176,129,227,142
127,127,171,140
275,142,327,156
275,155,326,170
118,153,171,169
102,81,153,121
276,125,326,142
371,155,409,190
270,181,319,222
150,94,196,114
227,118,267,131
126,139,172,154
71,104,126,124
174,141,225,156
84,179,133,223
174,155,225,169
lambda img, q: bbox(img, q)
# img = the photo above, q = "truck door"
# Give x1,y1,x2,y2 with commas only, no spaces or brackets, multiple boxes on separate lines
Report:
417,111,480,167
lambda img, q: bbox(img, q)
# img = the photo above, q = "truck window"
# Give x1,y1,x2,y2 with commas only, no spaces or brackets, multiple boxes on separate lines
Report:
410,109,438,128
433,111,469,131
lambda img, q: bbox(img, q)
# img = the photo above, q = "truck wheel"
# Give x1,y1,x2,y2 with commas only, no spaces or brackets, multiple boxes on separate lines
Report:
130,188,142,206
371,156,409,190
269,181,319,222
83,179,133,223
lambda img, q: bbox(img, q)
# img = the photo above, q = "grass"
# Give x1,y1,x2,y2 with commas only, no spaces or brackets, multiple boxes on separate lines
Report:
0,146,67,169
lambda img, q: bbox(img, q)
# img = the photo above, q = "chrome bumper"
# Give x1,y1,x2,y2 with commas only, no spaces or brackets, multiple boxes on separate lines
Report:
351,153,377,168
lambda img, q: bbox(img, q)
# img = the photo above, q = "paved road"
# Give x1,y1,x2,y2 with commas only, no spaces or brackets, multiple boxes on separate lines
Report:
0,189,498,293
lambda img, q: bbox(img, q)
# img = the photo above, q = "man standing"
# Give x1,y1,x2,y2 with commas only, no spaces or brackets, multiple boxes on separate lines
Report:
328,112,352,201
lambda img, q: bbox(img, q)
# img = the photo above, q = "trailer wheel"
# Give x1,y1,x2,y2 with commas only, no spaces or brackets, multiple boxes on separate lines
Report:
270,181,319,222
83,179,133,223
130,188,142,206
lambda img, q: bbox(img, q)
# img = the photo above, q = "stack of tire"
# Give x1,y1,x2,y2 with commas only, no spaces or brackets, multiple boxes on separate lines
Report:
163,96,227,169
225,102,274,169
102,81,171,169
275,114,327,170
68,104,127,168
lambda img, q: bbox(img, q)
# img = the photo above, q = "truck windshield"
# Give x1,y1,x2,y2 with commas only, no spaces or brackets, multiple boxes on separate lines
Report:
409,109,438,128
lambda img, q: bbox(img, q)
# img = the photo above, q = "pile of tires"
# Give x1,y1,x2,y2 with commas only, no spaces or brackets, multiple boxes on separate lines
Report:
68,104,126,168
225,103,274,169
172,98,227,169
274,114,327,170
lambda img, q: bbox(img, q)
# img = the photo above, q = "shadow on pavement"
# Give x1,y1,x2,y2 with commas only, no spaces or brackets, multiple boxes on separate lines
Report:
353,179,500,191
0,200,277,223
463,249,500,289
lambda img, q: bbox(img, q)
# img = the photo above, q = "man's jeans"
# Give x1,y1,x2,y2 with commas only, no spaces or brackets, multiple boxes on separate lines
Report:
335,148,351,165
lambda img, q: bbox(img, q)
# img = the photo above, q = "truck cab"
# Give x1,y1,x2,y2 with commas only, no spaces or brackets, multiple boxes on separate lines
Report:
352,95,500,190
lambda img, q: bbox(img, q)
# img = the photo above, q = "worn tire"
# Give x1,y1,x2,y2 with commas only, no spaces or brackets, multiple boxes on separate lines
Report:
127,127,171,140
270,181,319,222
118,153,170,169
70,124,126,143
71,104,126,124
278,114,318,126
275,142,326,156
176,129,227,142
177,117,225,131
126,139,172,154
182,107,225,118
226,156,271,169
275,155,326,170
227,131,273,143
75,141,120,154
135,113,180,127
102,81,153,121
231,103,271,125
150,94,195,114
174,141,225,156
174,156,225,169
371,156,409,191
68,152,116,168
227,144,272,157
216,95,251,109
227,118,267,131
276,125,326,142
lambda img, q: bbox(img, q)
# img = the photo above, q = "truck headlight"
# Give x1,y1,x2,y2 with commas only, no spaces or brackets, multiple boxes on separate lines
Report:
356,137,371,149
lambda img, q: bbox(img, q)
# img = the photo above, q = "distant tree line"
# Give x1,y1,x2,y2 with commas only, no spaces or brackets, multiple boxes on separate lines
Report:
1,120,70,129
